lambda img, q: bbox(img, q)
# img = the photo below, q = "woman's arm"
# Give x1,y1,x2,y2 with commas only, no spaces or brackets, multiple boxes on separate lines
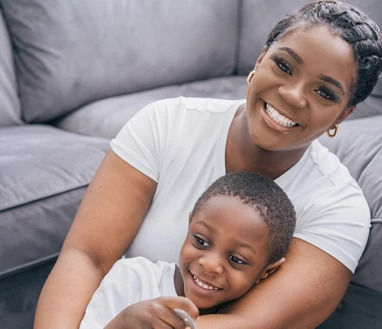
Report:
34,150,157,329
196,238,352,329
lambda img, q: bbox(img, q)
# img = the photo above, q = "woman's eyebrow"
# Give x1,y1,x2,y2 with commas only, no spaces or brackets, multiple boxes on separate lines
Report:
277,46,345,94
278,46,303,63
319,75,345,94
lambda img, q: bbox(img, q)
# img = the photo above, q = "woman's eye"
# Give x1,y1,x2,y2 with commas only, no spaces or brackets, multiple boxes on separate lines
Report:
229,255,246,265
193,235,209,248
315,86,340,102
272,56,293,75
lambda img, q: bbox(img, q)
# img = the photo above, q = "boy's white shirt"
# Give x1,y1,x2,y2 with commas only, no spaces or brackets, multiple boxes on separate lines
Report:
80,257,177,329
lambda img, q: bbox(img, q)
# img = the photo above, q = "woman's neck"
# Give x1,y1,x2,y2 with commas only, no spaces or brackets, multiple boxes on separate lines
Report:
225,105,308,180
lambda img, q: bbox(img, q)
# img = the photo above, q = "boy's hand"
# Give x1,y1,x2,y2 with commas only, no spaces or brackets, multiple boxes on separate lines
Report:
105,296,199,329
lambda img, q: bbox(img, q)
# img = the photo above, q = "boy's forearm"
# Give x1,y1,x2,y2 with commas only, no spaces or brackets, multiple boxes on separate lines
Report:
34,249,104,329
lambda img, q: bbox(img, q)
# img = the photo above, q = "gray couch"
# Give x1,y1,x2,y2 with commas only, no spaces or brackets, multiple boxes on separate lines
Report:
0,1,381,328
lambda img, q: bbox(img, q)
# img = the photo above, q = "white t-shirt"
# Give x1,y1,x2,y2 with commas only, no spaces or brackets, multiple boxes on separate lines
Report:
80,257,177,329
111,97,370,273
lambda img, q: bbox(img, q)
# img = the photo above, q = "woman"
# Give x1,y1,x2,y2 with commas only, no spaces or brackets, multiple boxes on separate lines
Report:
35,1,382,328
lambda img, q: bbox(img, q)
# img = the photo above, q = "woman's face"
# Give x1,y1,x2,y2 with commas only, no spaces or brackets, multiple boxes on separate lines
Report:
246,25,356,152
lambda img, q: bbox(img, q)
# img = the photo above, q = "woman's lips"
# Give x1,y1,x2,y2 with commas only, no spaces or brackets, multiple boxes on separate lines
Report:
260,102,302,132
265,103,298,127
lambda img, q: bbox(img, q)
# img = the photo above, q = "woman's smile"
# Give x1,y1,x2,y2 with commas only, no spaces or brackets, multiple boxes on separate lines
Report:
260,101,302,132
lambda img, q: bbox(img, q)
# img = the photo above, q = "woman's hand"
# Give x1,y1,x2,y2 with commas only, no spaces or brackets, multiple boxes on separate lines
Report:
105,296,199,329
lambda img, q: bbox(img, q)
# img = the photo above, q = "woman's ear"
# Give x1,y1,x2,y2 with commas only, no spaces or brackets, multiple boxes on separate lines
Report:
259,257,286,281
256,50,266,67
335,106,355,125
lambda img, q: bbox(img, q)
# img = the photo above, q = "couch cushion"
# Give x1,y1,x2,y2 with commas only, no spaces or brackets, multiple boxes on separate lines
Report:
0,10,21,127
319,116,382,220
54,76,248,139
1,0,239,123
0,125,108,275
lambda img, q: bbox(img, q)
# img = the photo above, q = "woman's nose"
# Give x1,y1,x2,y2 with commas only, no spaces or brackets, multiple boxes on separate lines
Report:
198,253,224,274
278,81,307,109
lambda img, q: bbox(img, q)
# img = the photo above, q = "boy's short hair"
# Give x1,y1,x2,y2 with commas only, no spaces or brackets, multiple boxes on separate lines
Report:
191,171,296,264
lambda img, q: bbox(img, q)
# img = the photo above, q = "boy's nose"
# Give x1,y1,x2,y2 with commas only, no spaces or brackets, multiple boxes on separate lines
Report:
198,253,224,274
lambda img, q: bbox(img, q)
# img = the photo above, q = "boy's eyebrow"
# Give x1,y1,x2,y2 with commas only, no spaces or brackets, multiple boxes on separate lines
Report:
197,221,215,232
278,46,303,63
234,240,257,254
196,221,257,254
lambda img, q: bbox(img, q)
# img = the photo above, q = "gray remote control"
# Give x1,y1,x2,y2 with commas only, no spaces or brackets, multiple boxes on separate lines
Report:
174,308,196,329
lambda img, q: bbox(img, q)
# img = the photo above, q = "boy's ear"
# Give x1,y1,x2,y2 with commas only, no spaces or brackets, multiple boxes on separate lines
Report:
259,257,286,281
188,212,193,225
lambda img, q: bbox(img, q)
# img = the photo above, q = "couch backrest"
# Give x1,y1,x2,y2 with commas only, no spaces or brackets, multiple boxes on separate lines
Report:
237,0,309,75
1,0,239,123
0,10,21,127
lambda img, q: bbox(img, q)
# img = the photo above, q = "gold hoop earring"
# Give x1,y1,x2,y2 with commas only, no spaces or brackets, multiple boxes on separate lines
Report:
327,124,338,137
247,69,256,84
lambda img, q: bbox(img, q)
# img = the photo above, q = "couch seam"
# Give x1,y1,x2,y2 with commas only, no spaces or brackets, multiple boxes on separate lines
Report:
0,184,89,213
0,252,59,279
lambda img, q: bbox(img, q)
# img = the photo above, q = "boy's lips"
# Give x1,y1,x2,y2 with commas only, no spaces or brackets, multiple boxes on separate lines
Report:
188,270,222,291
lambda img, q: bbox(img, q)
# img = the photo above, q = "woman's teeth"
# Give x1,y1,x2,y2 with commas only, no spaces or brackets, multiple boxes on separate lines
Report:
192,274,219,290
265,103,298,128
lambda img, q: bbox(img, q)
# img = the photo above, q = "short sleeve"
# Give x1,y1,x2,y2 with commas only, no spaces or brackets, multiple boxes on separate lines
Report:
110,100,171,182
293,183,370,273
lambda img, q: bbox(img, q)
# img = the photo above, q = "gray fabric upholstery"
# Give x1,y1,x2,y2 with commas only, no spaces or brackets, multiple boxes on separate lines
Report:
319,116,382,293
353,220,382,293
0,10,21,127
0,125,108,274
1,0,238,123
319,116,382,220
54,76,248,139
237,0,308,75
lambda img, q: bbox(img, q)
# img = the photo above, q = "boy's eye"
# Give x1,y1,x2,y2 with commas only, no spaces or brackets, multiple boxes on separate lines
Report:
193,234,209,248
315,86,340,102
272,56,293,75
229,255,246,266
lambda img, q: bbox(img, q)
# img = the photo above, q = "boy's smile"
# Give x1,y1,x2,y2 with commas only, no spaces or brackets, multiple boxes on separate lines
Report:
177,195,272,311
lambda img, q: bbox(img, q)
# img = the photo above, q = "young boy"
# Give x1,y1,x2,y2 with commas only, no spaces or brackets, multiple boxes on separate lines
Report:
80,171,296,329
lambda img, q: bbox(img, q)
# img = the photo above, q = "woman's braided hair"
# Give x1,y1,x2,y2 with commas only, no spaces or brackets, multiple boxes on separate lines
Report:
265,0,382,107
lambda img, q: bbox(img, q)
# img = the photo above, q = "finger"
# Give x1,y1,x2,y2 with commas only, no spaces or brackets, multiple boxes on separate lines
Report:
159,296,199,320
151,317,173,329
155,306,187,329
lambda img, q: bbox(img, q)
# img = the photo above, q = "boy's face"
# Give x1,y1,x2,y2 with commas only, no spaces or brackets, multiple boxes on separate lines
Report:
179,195,274,311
